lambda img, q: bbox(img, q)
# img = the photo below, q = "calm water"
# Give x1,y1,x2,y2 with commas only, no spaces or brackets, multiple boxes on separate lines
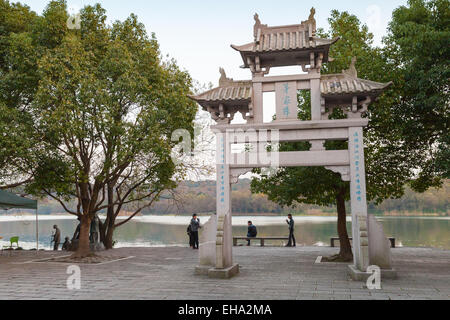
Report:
0,215,449,250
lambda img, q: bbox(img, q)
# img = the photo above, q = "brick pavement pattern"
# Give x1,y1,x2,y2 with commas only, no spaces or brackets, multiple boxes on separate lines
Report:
0,246,448,300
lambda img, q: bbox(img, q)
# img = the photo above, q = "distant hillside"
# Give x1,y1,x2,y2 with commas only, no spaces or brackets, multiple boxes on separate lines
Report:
146,179,449,217
2,179,448,216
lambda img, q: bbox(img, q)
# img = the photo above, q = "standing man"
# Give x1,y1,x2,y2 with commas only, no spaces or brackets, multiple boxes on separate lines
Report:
190,214,201,250
52,225,61,251
247,221,258,246
286,214,296,247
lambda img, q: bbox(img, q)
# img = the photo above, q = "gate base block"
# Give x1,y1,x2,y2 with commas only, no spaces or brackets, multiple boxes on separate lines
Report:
208,264,240,279
348,264,397,281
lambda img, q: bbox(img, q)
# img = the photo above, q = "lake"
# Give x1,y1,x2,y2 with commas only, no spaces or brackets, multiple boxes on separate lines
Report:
0,215,449,250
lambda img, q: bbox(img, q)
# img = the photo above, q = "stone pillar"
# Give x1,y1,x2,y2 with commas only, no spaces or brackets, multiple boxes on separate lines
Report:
195,214,217,275
252,81,264,124
368,215,393,269
310,77,322,121
367,213,397,279
207,131,239,279
347,127,370,279
309,73,325,150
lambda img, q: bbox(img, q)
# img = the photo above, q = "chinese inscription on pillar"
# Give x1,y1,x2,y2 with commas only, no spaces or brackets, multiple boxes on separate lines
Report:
276,81,298,121
218,135,226,209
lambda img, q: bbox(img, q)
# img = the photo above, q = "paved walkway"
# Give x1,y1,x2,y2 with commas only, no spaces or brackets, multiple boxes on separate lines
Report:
0,246,449,300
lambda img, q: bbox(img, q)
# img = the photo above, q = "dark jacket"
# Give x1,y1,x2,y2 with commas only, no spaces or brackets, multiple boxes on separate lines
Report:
287,218,294,231
247,225,257,237
62,239,71,251
190,218,200,232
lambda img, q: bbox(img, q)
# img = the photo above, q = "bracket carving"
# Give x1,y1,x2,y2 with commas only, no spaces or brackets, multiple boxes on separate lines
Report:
230,168,252,184
325,166,350,181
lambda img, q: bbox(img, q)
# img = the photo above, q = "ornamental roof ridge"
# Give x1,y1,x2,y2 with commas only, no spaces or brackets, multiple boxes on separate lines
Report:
320,57,393,94
253,7,317,41
218,68,251,87
320,72,393,95
231,7,337,55
189,69,252,103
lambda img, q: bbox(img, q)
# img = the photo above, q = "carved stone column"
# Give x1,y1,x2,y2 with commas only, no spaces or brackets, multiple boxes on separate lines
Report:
207,131,239,278
195,214,217,275
347,127,396,280
347,127,370,278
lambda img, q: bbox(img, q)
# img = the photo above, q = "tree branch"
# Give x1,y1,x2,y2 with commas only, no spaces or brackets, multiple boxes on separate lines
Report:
43,189,78,216
0,178,33,190
114,190,162,228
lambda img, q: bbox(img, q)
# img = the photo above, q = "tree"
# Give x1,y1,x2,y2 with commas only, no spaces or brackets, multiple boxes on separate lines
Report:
384,0,449,182
0,0,39,189
0,1,197,257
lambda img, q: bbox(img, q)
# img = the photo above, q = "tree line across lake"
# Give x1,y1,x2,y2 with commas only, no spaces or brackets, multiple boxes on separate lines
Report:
9,179,447,217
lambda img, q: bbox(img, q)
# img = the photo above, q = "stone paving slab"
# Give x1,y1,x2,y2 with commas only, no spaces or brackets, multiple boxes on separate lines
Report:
0,246,449,300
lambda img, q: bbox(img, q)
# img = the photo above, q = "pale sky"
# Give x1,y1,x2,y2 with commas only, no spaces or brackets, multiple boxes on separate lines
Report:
21,0,407,87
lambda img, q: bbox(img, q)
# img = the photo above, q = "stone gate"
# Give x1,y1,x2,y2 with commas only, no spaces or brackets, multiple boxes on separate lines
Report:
190,8,396,281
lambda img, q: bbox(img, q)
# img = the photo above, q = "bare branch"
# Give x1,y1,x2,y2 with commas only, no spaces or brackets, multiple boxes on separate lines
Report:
114,190,162,228
0,178,33,190
43,189,78,216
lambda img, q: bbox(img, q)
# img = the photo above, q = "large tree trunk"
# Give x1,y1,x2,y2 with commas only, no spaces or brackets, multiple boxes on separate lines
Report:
323,188,353,262
102,204,115,250
101,183,116,250
336,191,353,261
72,215,92,258
103,225,115,250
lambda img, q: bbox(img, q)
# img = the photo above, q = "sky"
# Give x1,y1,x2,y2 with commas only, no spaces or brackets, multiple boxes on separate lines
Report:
21,0,408,87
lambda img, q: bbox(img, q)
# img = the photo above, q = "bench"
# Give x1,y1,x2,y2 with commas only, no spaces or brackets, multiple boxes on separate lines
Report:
233,237,289,247
330,237,396,248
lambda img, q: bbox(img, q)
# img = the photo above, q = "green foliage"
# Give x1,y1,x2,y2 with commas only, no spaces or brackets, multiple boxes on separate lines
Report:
385,0,449,181
0,0,37,68
0,0,197,224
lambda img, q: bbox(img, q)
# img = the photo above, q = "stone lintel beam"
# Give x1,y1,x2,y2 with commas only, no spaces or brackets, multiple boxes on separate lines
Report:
229,150,349,168
253,73,320,84
230,168,252,184
325,166,351,182
226,127,349,144
212,119,369,132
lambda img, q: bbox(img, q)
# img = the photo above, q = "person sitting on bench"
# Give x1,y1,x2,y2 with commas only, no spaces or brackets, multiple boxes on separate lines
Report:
247,221,258,246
